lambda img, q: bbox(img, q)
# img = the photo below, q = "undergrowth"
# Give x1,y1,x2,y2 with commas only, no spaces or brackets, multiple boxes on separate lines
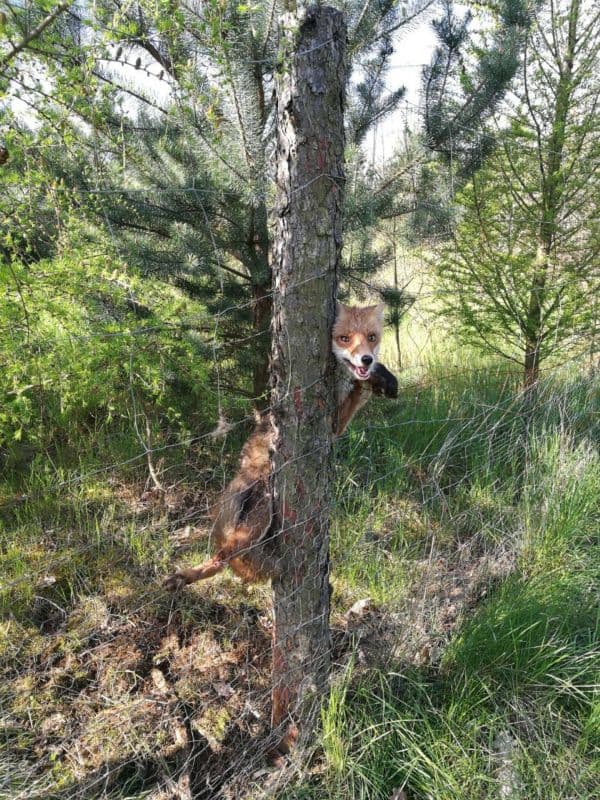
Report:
290,376,600,800
1,251,599,798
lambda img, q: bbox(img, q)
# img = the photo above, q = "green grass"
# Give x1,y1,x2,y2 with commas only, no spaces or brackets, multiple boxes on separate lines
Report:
288,367,600,800
1,272,599,798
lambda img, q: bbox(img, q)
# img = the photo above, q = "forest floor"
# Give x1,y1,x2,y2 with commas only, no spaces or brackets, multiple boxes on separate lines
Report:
1,325,599,799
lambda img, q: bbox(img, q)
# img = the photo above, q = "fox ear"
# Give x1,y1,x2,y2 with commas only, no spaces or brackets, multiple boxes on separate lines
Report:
373,302,385,321
335,301,349,316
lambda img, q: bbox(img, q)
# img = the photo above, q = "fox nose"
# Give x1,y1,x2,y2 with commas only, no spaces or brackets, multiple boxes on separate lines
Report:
361,355,373,367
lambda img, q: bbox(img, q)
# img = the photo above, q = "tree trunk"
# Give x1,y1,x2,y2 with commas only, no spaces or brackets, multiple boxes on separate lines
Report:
523,244,546,390
524,339,541,388
269,5,346,758
249,198,272,404
522,0,580,391
252,280,272,404
392,217,402,371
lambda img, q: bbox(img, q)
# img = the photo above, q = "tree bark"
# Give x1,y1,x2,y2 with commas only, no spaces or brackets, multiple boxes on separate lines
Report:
252,279,272,404
392,217,402,371
249,196,272,404
269,5,346,757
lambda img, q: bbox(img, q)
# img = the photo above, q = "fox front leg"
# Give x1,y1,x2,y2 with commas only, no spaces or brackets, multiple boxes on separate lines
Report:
335,381,372,436
163,557,226,590
368,362,398,398
335,363,398,436
163,526,247,590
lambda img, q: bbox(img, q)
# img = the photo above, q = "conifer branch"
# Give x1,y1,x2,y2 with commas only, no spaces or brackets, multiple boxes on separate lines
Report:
0,2,70,72
222,47,253,172
361,0,437,49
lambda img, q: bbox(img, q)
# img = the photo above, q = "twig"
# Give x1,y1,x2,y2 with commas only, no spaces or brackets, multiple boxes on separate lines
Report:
0,2,71,72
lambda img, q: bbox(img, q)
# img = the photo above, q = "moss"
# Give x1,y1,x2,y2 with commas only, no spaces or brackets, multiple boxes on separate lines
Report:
192,706,232,751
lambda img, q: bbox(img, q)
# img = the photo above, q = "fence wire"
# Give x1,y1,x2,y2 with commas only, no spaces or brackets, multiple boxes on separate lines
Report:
2,231,597,798
1,8,599,800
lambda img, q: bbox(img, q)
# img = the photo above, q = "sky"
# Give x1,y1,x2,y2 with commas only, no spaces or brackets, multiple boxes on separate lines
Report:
364,5,455,165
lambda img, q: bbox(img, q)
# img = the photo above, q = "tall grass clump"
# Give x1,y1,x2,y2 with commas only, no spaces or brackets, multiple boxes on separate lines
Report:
295,359,599,799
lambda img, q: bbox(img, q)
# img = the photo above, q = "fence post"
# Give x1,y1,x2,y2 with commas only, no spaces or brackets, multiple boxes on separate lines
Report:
269,5,346,759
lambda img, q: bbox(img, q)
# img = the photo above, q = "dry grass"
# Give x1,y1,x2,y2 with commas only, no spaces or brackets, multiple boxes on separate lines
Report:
1,307,598,798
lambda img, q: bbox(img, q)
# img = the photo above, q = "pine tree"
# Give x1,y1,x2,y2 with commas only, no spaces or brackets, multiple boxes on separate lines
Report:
15,0,431,400
3,1,539,398
423,0,535,176
433,0,600,387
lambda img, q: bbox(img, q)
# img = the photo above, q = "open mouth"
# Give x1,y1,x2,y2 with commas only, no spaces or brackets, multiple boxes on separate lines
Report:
344,359,371,380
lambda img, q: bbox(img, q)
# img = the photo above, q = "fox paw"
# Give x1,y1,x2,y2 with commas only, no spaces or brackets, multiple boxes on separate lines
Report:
266,723,299,768
369,363,398,398
163,571,189,591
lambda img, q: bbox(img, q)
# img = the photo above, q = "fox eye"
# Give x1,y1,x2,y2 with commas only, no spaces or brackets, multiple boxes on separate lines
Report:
367,333,377,342
339,335,350,343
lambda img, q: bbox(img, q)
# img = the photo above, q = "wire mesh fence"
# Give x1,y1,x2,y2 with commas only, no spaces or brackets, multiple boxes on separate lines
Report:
2,244,597,798
2,2,600,799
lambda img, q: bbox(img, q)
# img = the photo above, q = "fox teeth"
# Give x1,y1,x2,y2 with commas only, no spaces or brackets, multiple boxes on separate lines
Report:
342,358,370,379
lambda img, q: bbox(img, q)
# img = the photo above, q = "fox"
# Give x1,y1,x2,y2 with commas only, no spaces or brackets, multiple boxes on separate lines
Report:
333,302,398,436
163,303,397,592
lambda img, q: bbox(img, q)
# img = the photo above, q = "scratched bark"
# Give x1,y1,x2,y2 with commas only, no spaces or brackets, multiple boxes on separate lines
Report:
270,6,346,748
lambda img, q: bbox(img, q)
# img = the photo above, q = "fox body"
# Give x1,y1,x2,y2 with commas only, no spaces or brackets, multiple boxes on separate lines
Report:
163,303,397,591
333,303,396,435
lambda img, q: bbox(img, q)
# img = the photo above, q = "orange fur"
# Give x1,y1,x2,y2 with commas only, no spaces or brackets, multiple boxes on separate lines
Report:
163,304,393,591
163,415,279,589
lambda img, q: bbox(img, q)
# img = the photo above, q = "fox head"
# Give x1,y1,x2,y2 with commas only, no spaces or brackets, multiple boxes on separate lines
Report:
332,302,385,380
